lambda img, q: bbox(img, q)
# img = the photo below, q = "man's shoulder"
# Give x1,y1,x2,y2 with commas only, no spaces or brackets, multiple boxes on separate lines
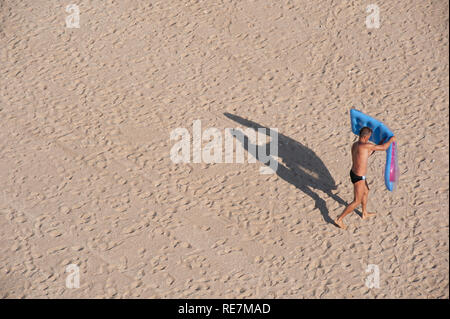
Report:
354,142,372,150
360,142,374,149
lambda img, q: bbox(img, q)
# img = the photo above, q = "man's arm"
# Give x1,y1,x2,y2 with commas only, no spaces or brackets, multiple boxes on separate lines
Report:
368,136,396,152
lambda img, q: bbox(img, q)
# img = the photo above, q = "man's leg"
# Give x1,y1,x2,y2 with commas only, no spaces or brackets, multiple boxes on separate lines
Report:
361,182,376,219
335,182,364,229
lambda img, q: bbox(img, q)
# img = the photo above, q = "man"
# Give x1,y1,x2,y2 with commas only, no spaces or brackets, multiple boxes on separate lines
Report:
335,127,396,229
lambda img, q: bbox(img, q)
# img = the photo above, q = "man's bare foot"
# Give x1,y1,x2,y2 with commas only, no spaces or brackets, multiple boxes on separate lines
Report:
362,212,377,219
334,218,347,230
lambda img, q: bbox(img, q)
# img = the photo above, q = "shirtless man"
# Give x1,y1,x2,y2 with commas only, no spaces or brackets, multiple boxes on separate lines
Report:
335,127,396,229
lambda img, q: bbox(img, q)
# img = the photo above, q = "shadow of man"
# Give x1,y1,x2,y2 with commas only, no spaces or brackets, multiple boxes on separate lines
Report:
224,112,358,225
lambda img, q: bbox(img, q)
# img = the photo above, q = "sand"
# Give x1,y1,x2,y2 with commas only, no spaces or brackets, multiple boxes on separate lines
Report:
0,0,448,298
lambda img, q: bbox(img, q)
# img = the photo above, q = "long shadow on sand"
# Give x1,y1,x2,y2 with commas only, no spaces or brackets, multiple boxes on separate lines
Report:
224,113,359,225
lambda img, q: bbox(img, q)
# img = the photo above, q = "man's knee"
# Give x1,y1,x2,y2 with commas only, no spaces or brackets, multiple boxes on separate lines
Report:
351,199,361,206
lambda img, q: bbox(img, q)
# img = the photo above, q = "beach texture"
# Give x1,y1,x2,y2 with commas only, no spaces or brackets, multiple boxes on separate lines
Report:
0,0,448,298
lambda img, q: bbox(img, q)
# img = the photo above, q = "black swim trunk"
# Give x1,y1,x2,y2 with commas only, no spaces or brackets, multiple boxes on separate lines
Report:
350,170,369,190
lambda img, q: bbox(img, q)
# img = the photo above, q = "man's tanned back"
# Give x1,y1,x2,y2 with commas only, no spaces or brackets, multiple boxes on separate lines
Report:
351,141,371,177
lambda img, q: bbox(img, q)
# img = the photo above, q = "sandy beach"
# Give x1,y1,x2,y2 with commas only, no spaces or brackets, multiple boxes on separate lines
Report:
0,0,448,298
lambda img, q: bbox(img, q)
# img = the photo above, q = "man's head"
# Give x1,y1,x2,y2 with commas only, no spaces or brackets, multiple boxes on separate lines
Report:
359,127,372,141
